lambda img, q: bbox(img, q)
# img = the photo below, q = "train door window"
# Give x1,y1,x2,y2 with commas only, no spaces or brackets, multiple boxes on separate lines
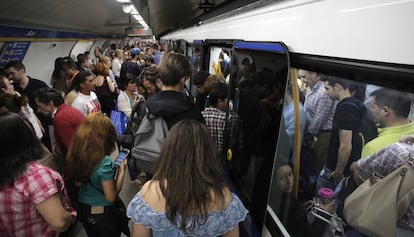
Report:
228,41,290,234
208,46,232,83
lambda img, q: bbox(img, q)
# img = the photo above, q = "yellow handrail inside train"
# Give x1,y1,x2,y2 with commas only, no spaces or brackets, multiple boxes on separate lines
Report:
290,68,301,199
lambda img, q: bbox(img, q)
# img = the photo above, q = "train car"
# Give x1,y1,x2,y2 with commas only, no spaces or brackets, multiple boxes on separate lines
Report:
161,0,414,236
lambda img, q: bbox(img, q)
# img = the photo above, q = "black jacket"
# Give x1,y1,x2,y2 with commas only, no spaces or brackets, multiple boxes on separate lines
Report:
141,90,204,129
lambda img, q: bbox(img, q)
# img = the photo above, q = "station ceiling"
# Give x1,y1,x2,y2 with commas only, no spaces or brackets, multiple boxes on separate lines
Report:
0,0,263,38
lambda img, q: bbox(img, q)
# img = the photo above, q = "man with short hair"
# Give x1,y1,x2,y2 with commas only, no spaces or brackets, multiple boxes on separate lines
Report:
298,69,336,176
202,83,242,164
4,60,51,148
360,88,414,157
318,76,364,189
4,60,49,111
140,53,204,128
151,43,163,65
35,87,84,160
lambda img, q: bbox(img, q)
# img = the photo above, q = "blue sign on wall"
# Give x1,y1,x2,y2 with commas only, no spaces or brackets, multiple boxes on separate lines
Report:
0,42,31,66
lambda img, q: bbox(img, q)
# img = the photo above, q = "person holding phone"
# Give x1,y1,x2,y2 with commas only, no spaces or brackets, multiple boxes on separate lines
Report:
66,112,128,237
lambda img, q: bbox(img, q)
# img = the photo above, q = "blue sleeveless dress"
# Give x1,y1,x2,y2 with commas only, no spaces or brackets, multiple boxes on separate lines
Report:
127,192,248,237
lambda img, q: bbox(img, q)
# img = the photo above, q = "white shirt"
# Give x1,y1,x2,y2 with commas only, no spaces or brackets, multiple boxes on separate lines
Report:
71,91,101,116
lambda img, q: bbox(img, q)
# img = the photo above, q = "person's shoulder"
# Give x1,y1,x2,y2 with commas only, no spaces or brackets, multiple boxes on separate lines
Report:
29,77,48,87
140,180,166,212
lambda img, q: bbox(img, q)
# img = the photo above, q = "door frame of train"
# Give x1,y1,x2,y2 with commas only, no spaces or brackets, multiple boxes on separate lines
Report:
230,41,292,236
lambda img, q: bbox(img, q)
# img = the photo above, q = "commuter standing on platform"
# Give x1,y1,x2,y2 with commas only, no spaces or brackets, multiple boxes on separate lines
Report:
127,120,248,237
66,112,128,237
0,112,75,237
4,60,51,149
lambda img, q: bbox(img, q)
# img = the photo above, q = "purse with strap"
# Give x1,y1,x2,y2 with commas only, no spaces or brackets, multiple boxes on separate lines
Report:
343,157,414,237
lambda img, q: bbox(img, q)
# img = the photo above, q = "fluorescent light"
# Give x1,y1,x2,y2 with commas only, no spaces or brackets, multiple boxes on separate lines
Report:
116,0,131,3
122,4,133,14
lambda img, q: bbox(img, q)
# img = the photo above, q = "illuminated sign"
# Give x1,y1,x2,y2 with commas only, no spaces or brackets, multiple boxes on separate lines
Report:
126,28,153,37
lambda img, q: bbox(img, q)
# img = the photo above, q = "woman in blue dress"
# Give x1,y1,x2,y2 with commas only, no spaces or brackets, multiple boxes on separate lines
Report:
127,120,248,237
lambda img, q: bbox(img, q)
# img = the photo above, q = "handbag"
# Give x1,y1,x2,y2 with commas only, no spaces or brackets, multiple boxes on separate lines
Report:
343,157,414,237
110,100,128,135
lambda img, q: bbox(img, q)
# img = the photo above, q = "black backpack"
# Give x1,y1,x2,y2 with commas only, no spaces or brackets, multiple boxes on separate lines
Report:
116,100,144,149
342,100,378,146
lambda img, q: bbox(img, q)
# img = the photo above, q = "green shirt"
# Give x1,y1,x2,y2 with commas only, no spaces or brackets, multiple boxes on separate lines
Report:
78,156,115,206
361,122,414,158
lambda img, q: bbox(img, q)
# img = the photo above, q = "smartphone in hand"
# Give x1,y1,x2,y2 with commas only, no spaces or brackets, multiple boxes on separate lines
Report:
114,148,130,168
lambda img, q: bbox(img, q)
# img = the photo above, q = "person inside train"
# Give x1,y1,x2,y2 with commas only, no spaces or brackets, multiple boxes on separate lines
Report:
66,112,129,237
202,83,243,167
92,61,116,116
283,81,305,162
317,76,365,190
68,71,101,116
270,160,334,237
127,119,248,236
0,112,75,237
360,88,414,157
350,140,414,237
298,69,336,187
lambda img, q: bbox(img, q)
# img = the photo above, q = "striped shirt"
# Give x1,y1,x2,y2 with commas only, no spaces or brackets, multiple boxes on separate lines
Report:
304,80,336,134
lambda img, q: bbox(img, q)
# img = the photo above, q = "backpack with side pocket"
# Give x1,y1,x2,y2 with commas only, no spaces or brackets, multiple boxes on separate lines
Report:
342,99,378,146
130,107,169,174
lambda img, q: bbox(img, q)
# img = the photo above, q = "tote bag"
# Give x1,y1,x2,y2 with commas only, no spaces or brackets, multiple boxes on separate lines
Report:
110,101,128,135
343,159,414,237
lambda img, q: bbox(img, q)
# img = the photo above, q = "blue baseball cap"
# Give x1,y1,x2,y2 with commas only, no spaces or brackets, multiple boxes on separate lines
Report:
130,47,141,55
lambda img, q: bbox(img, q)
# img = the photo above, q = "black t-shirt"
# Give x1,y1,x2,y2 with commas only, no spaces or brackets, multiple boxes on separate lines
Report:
13,76,49,111
326,96,363,176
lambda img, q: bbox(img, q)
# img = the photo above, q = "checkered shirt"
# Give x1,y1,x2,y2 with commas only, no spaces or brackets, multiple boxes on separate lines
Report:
0,162,73,237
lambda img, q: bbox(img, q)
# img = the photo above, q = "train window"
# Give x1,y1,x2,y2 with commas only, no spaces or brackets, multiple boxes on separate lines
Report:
265,66,414,237
208,46,232,82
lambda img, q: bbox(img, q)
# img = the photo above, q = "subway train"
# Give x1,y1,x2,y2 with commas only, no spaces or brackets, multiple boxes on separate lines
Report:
1,0,414,236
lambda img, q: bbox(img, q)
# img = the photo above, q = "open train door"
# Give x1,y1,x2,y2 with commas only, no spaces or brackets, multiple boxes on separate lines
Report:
228,41,301,237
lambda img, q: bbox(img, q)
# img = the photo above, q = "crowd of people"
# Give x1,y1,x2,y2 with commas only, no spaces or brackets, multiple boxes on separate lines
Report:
0,43,249,237
1,39,414,237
